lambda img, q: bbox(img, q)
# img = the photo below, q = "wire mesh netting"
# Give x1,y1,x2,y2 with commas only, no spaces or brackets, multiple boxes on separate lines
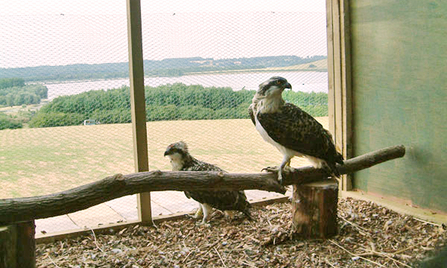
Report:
0,0,328,236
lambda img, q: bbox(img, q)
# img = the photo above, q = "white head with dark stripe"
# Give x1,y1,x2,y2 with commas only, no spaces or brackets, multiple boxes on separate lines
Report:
253,76,292,113
164,141,191,171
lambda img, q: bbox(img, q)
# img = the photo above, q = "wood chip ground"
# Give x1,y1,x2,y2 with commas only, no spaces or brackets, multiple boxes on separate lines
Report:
36,198,446,267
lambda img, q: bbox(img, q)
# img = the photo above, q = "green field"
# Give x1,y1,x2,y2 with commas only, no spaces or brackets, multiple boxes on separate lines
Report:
0,117,328,198
189,59,328,76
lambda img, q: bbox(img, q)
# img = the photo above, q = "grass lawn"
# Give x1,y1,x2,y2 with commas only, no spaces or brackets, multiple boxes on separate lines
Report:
0,117,328,198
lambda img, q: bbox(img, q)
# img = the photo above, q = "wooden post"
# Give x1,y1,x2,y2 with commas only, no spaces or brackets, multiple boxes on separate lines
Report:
0,225,16,268
326,0,353,191
16,221,36,268
0,221,36,268
291,179,338,239
126,0,152,224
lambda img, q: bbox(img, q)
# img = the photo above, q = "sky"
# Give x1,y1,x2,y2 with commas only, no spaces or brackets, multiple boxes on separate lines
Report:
0,0,327,68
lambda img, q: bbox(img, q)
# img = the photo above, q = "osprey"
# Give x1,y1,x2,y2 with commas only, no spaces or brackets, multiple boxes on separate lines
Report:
164,141,252,224
249,76,344,184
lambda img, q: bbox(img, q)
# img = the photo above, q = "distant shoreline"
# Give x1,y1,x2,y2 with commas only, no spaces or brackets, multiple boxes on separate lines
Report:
1,56,328,84
38,67,327,85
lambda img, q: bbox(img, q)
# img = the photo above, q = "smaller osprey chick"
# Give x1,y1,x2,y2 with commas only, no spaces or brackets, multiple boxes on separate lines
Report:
249,76,344,184
164,141,251,224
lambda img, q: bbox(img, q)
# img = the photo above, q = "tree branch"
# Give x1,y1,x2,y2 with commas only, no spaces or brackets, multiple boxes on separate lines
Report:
0,145,405,225
283,145,406,185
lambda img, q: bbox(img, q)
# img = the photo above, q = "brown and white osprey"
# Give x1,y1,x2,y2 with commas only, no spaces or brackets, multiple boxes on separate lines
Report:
249,76,344,184
164,141,252,224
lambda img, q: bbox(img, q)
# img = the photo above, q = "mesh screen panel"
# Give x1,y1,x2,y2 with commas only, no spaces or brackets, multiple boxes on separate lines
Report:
0,0,328,235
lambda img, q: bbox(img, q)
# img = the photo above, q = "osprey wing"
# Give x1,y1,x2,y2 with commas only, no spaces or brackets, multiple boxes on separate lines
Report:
186,190,251,216
184,160,224,172
257,103,340,163
182,159,223,200
183,159,251,217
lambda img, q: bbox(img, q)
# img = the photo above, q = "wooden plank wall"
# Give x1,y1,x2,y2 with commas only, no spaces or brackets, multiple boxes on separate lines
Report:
349,0,447,212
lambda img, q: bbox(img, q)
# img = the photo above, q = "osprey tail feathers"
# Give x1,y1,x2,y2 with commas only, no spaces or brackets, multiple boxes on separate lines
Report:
325,152,344,178
325,161,341,178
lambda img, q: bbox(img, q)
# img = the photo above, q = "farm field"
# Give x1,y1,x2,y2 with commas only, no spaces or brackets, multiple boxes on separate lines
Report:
183,59,327,75
0,117,328,199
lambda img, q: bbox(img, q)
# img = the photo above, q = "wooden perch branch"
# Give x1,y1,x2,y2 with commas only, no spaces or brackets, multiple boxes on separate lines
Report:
282,145,406,185
0,145,405,226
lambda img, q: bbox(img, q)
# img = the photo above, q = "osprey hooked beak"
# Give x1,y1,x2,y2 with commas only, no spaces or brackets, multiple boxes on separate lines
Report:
258,76,292,96
274,77,292,91
164,144,176,156
164,141,188,156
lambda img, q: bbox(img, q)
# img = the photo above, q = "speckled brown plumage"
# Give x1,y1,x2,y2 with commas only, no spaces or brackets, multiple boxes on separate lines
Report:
164,141,251,221
249,76,343,178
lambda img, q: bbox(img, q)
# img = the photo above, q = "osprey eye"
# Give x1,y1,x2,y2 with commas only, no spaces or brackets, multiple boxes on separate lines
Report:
277,81,281,85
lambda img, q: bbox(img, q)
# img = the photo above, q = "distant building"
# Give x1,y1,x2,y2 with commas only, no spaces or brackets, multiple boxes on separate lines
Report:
191,59,213,66
83,119,100,126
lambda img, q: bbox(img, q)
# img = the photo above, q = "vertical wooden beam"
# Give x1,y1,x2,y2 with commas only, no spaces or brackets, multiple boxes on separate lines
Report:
326,0,336,134
126,0,152,224
340,0,353,191
326,0,353,191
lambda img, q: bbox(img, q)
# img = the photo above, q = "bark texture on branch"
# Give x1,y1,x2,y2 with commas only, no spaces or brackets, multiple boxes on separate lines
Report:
0,145,405,225
281,145,406,185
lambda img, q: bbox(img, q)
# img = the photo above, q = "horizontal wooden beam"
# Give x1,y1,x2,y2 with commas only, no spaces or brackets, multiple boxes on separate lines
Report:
0,145,405,226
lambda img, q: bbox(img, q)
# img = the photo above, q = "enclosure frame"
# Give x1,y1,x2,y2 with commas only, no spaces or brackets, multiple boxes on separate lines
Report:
32,0,352,241
325,0,447,224
127,0,153,224
128,0,354,222
128,0,353,226
22,0,444,244
326,0,352,191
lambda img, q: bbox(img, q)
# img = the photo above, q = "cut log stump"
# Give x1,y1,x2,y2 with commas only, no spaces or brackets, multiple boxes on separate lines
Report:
0,225,16,268
16,221,36,268
0,221,36,268
291,179,338,239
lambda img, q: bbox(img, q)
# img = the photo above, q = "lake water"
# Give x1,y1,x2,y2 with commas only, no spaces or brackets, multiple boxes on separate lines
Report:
45,71,328,100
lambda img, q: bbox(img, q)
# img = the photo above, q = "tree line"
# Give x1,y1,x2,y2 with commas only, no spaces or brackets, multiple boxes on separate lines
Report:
28,83,328,128
0,56,327,82
0,78,48,107
0,113,23,130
